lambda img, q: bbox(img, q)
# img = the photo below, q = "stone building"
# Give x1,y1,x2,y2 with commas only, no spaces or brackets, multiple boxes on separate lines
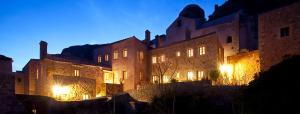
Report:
0,54,13,73
14,1,300,101
259,1,300,71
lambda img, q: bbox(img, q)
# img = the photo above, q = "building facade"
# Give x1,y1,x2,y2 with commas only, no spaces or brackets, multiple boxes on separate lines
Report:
259,1,300,71
14,1,300,101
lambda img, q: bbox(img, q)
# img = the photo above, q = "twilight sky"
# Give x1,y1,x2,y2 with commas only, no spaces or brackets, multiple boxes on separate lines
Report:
0,0,225,71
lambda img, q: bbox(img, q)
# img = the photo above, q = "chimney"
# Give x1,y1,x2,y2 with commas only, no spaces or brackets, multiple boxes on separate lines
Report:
214,4,219,10
145,30,151,43
40,41,47,59
155,35,160,47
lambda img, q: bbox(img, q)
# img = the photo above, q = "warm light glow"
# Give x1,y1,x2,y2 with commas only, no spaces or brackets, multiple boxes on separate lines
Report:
152,56,157,64
187,71,194,81
220,64,233,77
187,48,194,57
52,85,70,100
176,51,180,57
163,75,169,83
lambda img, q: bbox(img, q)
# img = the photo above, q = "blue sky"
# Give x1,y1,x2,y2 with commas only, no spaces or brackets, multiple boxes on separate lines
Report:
0,0,225,71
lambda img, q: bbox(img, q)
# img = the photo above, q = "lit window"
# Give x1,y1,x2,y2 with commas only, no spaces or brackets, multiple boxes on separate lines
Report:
98,56,102,63
123,49,128,57
105,54,109,61
197,71,204,80
139,72,142,80
74,70,80,76
152,76,158,83
83,94,89,100
280,27,290,37
187,71,193,81
176,51,180,57
139,51,144,61
123,71,128,80
104,72,113,83
36,69,39,79
199,46,205,55
152,56,157,64
187,48,194,57
161,55,165,62
113,51,118,59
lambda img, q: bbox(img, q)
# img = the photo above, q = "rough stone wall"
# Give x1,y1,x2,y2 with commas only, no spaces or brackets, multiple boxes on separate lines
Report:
24,59,104,101
127,81,212,102
101,83,123,97
53,75,96,101
165,17,197,46
0,60,12,73
94,45,112,67
0,73,24,114
192,16,239,62
151,33,223,82
228,50,260,85
15,71,25,94
112,37,147,91
259,1,300,71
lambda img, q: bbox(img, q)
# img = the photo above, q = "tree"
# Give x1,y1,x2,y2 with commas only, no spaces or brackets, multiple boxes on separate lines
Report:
152,58,179,84
209,69,221,84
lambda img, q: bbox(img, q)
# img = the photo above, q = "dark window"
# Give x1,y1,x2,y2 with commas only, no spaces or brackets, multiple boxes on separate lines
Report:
17,78,22,83
176,20,182,27
280,27,290,37
227,36,232,43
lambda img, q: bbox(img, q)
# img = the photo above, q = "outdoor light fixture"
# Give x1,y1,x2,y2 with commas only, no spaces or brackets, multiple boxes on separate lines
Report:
52,85,70,100
220,64,233,76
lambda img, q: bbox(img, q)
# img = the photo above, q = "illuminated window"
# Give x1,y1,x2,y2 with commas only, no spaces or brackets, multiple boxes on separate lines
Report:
105,54,109,61
152,56,157,64
122,49,128,57
98,56,102,63
74,70,80,76
280,27,290,37
123,71,128,80
152,76,158,83
187,71,193,81
187,48,194,57
176,51,180,57
161,55,166,62
104,72,113,83
36,69,39,79
83,94,89,100
139,51,144,61
197,71,204,80
113,51,118,59
139,72,142,80
199,46,205,55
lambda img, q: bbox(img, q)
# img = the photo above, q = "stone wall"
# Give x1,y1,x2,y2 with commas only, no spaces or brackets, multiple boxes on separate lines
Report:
151,32,223,82
15,71,25,94
228,50,260,85
0,60,12,73
127,81,212,102
112,37,148,91
100,83,123,97
0,73,24,114
53,75,96,101
259,1,300,71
